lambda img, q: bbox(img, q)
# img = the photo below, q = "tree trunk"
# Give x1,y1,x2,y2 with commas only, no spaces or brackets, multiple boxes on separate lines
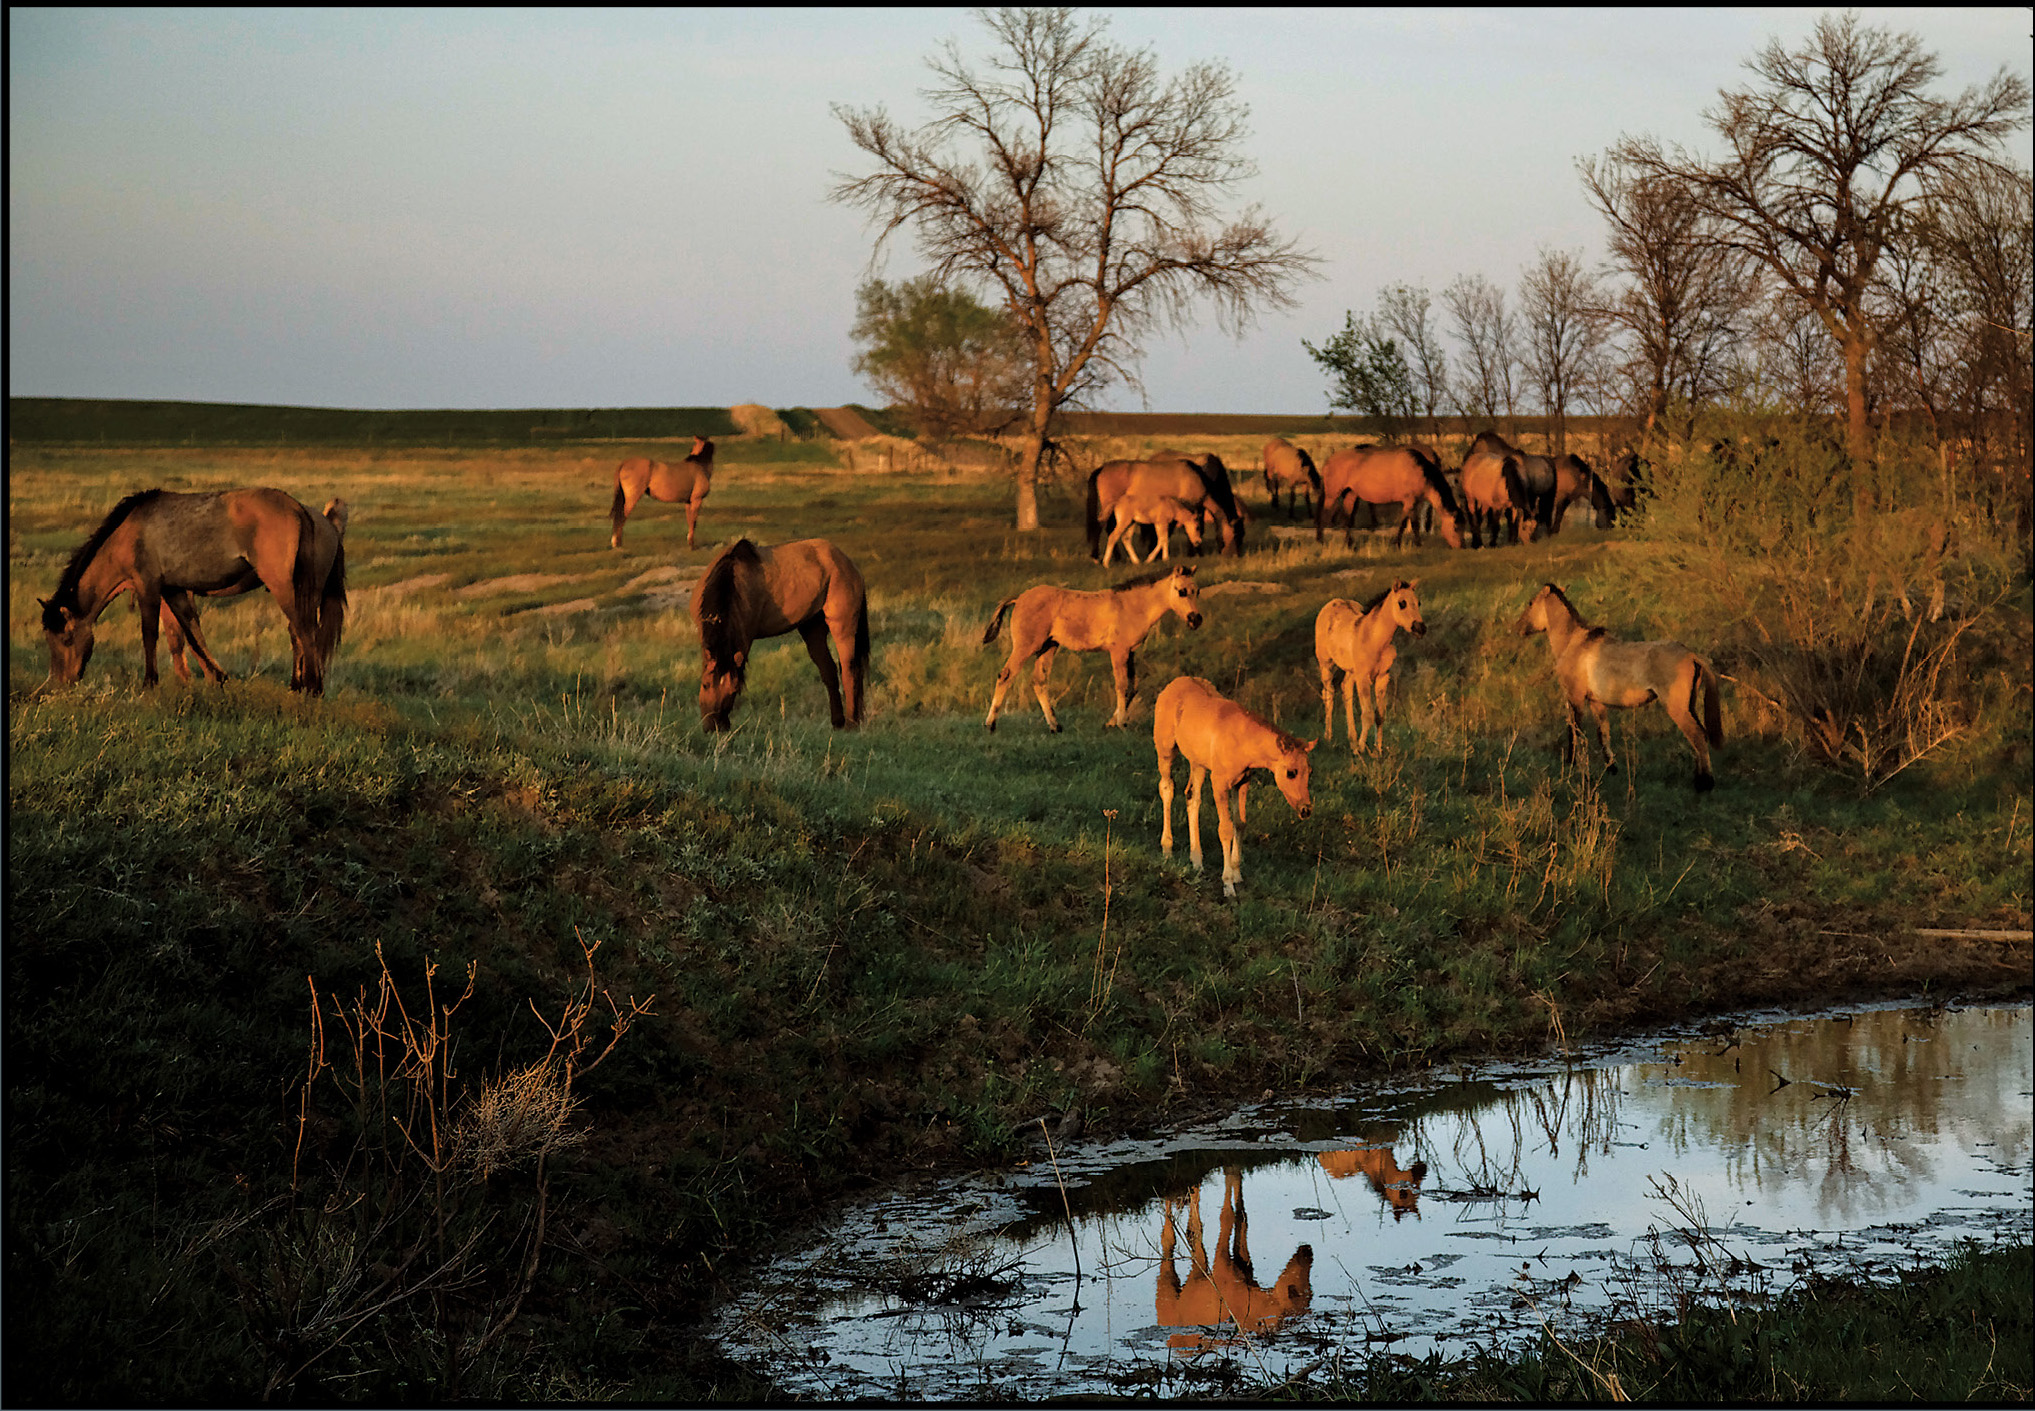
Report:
1015,397,1051,532
1844,332,1873,514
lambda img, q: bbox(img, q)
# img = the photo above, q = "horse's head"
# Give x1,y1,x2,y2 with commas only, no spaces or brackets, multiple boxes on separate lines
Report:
1271,734,1317,819
691,435,713,457
697,644,746,732
39,597,94,686
1385,579,1426,638
1164,565,1203,629
1514,583,1559,636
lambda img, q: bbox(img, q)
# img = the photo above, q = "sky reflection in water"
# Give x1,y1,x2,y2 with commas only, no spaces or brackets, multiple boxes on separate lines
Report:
717,1001,2031,1400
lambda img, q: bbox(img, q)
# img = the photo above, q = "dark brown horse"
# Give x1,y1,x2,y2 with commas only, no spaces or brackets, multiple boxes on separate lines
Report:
159,498,350,683
1459,432,1544,544
1314,445,1469,549
611,435,714,549
1549,453,1616,531
1085,456,1244,560
40,487,346,694
692,537,868,731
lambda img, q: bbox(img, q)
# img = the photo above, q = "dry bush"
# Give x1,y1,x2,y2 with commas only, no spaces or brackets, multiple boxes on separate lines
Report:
729,403,788,438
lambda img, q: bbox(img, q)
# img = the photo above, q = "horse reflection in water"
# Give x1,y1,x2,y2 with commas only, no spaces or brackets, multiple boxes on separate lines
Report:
1154,1167,1313,1352
1317,1144,1429,1218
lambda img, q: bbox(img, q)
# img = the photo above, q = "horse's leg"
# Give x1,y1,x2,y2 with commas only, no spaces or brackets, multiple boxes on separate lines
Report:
1664,685,1715,791
1107,649,1137,728
986,642,1027,731
1561,697,1588,764
162,591,231,683
135,583,164,688
1318,659,1338,746
1158,741,1177,857
797,619,848,728
1589,699,1618,773
1213,781,1240,897
1031,643,1063,733
610,467,642,550
828,603,867,727
684,486,704,550
1362,645,1398,754
1186,764,1207,875
1342,671,1361,751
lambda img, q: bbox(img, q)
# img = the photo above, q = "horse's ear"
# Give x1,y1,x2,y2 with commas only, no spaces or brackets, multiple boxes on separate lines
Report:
1179,564,1195,577
1303,737,1318,753
1407,577,1420,589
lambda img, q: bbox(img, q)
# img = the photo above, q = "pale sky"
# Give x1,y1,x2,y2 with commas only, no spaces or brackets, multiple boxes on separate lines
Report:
9,7,2029,414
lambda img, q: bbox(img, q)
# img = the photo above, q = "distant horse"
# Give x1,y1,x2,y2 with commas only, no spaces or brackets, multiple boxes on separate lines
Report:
611,435,715,549
1156,1168,1313,1352
1101,493,1205,566
39,487,346,694
692,537,868,731
1262,437,1322,518
1548,453,1616,531
1314,446,1469,549
1317,1144,1429,1219
1515,582,1722,791
1085,456,1244,561
1600,449,1644,524
159,498,350,683
1315,579,1426,754
982,564,1203,732
1459,432,1544,544
1154,675,1315,897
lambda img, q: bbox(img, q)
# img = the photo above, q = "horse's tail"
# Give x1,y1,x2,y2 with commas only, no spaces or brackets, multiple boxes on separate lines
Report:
982,597,1017,645
290,502,326,693
1696,658,1724,746
1084,470,1105,560
315,515,348,675
609,475,628,537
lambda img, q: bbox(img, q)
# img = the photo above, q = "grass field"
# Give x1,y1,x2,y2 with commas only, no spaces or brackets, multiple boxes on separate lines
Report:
8,437,2030,1400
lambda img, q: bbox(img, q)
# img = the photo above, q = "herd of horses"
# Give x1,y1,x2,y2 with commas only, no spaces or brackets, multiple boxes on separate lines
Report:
35,427,1715,903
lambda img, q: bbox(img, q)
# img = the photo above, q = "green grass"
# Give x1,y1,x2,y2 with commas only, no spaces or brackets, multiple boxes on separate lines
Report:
7,441,2030,1401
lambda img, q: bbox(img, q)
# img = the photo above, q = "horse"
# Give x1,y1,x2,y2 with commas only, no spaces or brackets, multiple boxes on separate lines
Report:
1459,431,1544,544
692,537,868,731
1085,456,1244,561
1514,583,1723,791
610,435,715,550
1314,445,1469,549
982,564,1202,732
1600,449,1644,524
1156,1168,1313,1352
1262,437,1321,518
1101,493,1205,566
1317,1144,1429,1219
1154,675,1315,898
39,487,346,694
159,498,350,684
1548,453,1616,531
1315,579,1426,754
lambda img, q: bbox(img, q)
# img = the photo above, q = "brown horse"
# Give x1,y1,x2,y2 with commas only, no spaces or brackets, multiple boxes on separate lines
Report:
1459,432,1544,544
1085,456,1243,560
159,498,350,683
1101,493,1205,566
1600,449,1644,524
1314,446,1469,549
1315,579,1426,754
611,435,714,550
692,537,868,731
982,565,1203,732
40,487,346,694
1514,583,1722,791
1262,437,1321,518
1156,1168,1314,1352
1154,676,1315,897
1549,453,1615,531
1317,1144,1429,1219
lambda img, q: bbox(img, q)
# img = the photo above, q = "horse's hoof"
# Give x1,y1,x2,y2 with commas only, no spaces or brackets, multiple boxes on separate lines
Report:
1695,773,1715,793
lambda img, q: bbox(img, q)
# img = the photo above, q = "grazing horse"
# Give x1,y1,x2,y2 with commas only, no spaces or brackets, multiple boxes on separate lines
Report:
611,435,715,549
692,537,868,731
1315,579,1426,754
1317,1144,1429,1219
1154,676,1315,898
1156,1168,1314,1352
1314,446,1469,549
159,498,350,684
1600,449,1644,524
1085,456,1244,561
40,487,346,694
1101,492,1205,566
1459,432,1544,544
1514,583,1722,791
1262,437,1321,518
1549,453,1616,531
982,565,1203,732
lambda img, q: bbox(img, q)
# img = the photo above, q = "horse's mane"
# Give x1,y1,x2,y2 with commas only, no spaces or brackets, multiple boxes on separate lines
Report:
1410,448,1462,515
687,437,715,466
697,538,761,673
1357,579,1412,616
1111,565,1188,592
1192,458,1239,521
1542,582,1588,627
44,488,162,627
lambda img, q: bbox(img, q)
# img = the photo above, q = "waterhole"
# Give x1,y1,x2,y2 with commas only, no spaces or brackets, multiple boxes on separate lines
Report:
715,1000,2031,1400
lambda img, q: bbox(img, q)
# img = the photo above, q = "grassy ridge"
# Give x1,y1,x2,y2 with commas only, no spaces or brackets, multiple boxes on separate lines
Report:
6,397,770,446
7,442,2030,1400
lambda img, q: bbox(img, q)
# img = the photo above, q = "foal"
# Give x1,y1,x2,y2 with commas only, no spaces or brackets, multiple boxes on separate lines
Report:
982,565,1203,732
1101,492,1206,566
1515,583,1723,790
1315,579,1426,753
1154,676,1315,898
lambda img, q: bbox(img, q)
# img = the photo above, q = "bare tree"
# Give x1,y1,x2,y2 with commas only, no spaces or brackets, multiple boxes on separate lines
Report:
1518,247,1604,455
1611,12,2030,466
1376,283,1451,443
1443,273,1518,428
831,8,1317,530
1579,152,1750,446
